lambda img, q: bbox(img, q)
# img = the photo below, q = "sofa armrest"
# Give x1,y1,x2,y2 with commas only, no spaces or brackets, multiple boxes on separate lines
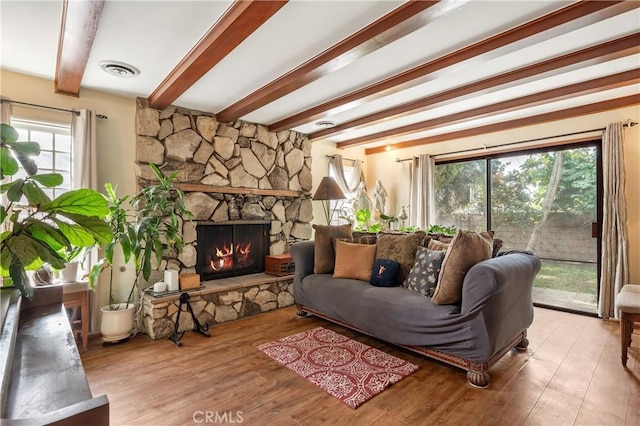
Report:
461,252,540,313
290,240,315,284
460,252,541,352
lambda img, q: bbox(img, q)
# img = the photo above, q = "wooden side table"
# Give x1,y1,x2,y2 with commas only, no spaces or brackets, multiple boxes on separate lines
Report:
62,281,90,351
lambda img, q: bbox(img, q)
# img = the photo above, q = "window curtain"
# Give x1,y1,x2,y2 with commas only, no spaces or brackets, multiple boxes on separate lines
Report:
71,110,101,332
409,154,435,229
328,154,363,197
598,122,629,319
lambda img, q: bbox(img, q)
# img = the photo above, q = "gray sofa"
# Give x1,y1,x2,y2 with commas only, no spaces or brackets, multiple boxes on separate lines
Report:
290,240,541,388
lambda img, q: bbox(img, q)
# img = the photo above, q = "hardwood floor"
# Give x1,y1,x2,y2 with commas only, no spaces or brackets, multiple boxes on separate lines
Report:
81,306,640,426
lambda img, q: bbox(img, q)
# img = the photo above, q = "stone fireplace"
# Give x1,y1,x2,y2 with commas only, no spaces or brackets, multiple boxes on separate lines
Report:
134,98,313,279
135,98,311,338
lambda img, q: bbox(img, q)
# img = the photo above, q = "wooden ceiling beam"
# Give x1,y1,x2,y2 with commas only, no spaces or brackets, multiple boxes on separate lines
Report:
364,95,640,155
270,0,635,132
311,33,640,140
215,0,461,123
337,69,640,148
148,0,288,111
55,0,105,96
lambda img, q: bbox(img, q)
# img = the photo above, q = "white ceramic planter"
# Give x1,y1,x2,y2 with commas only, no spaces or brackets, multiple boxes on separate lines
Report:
100,303,135,342
61,262,79,283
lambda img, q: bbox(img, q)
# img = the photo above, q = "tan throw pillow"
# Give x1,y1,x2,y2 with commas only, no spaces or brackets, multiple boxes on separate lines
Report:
313,224,352,274
375,231,426,286
431,230,494,305
333,240,377,281
427,239,449,251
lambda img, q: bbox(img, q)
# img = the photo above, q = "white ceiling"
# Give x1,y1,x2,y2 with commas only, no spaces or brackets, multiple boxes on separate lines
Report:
1,0,638,152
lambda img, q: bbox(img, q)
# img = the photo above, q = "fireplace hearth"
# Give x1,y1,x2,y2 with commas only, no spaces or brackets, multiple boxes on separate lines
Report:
196,221,270,281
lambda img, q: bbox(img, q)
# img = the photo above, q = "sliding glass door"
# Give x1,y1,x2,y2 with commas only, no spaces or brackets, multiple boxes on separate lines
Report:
434,143,600,314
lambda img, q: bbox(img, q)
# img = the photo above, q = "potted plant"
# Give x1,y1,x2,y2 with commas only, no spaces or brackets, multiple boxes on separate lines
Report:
91,164,193,342
0,123,112,299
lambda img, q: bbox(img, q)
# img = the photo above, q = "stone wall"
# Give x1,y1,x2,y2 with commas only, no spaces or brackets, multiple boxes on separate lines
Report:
439,212,597,262
143,276,294,340
134,98,313,275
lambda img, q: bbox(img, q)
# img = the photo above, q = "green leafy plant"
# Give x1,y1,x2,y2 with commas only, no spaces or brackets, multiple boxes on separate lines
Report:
379,214,397,230
367,222,382,233
354,209,371,231
0,123,112,298
427,224,457,236
91,164,193,309
399,225,420,232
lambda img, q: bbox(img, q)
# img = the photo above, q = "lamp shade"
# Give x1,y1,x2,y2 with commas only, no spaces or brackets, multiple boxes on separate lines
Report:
312,176,347,200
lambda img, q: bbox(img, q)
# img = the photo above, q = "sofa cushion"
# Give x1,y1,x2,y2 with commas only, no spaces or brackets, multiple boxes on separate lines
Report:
405,247,446,296
375,231,426,286
431,230,494,305
492,238,503,257
427,239,449,251
370,259,401,287
313,224,352,274
333,240,376,281
334,235,377,247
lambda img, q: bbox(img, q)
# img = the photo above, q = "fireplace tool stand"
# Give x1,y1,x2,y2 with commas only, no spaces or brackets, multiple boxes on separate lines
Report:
169,292,210,347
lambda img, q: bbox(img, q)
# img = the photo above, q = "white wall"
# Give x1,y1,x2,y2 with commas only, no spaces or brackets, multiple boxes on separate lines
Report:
355,106,640,283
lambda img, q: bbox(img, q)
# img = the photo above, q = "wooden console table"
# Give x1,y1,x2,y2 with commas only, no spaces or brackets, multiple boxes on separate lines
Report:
62,281,90,351
1,286,109,424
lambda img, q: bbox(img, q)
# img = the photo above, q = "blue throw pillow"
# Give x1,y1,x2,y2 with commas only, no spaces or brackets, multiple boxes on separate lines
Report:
370,259,400,287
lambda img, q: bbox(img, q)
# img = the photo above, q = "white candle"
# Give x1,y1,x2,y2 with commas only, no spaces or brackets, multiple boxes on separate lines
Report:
165,270,179,291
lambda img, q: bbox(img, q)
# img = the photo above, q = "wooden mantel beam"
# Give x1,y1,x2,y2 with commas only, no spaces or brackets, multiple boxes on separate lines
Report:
176,183,307,198
55,0,105,96
148,0,288,111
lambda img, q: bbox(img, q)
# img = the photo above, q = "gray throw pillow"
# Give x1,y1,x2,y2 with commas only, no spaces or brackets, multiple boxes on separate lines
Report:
404,247,445,296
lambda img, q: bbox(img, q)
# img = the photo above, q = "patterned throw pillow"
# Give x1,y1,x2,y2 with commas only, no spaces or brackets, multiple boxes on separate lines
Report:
375,231,426,286
492,238,503,257
404,247,446,296
431,230,494,305
312,224,352,274
370,259,401,287
333,240,377,281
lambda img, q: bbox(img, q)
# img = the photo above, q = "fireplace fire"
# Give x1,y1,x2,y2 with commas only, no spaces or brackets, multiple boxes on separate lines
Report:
196,221,269,280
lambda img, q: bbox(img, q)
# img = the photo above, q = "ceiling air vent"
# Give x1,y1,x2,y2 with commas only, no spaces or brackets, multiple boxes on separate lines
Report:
99,60,140,78
316,121,337,128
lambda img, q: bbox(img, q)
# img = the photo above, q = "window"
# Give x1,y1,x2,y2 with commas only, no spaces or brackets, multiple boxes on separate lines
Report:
434,142,600,314
11,119,73,199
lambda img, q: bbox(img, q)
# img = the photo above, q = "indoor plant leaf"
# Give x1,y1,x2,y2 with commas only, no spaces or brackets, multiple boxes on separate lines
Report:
8,141,40,157
23,181,51,205
8,255,33,300
52,219,96,247
6,179,24,202
59,212,114,245
5,234,40,267
30,173,64,188
0,122,19,143
40,189,109,217
0,147,19,176
24,221,70,252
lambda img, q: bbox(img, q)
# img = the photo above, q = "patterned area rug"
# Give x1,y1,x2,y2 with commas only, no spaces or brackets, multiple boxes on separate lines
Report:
257,326,419,409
